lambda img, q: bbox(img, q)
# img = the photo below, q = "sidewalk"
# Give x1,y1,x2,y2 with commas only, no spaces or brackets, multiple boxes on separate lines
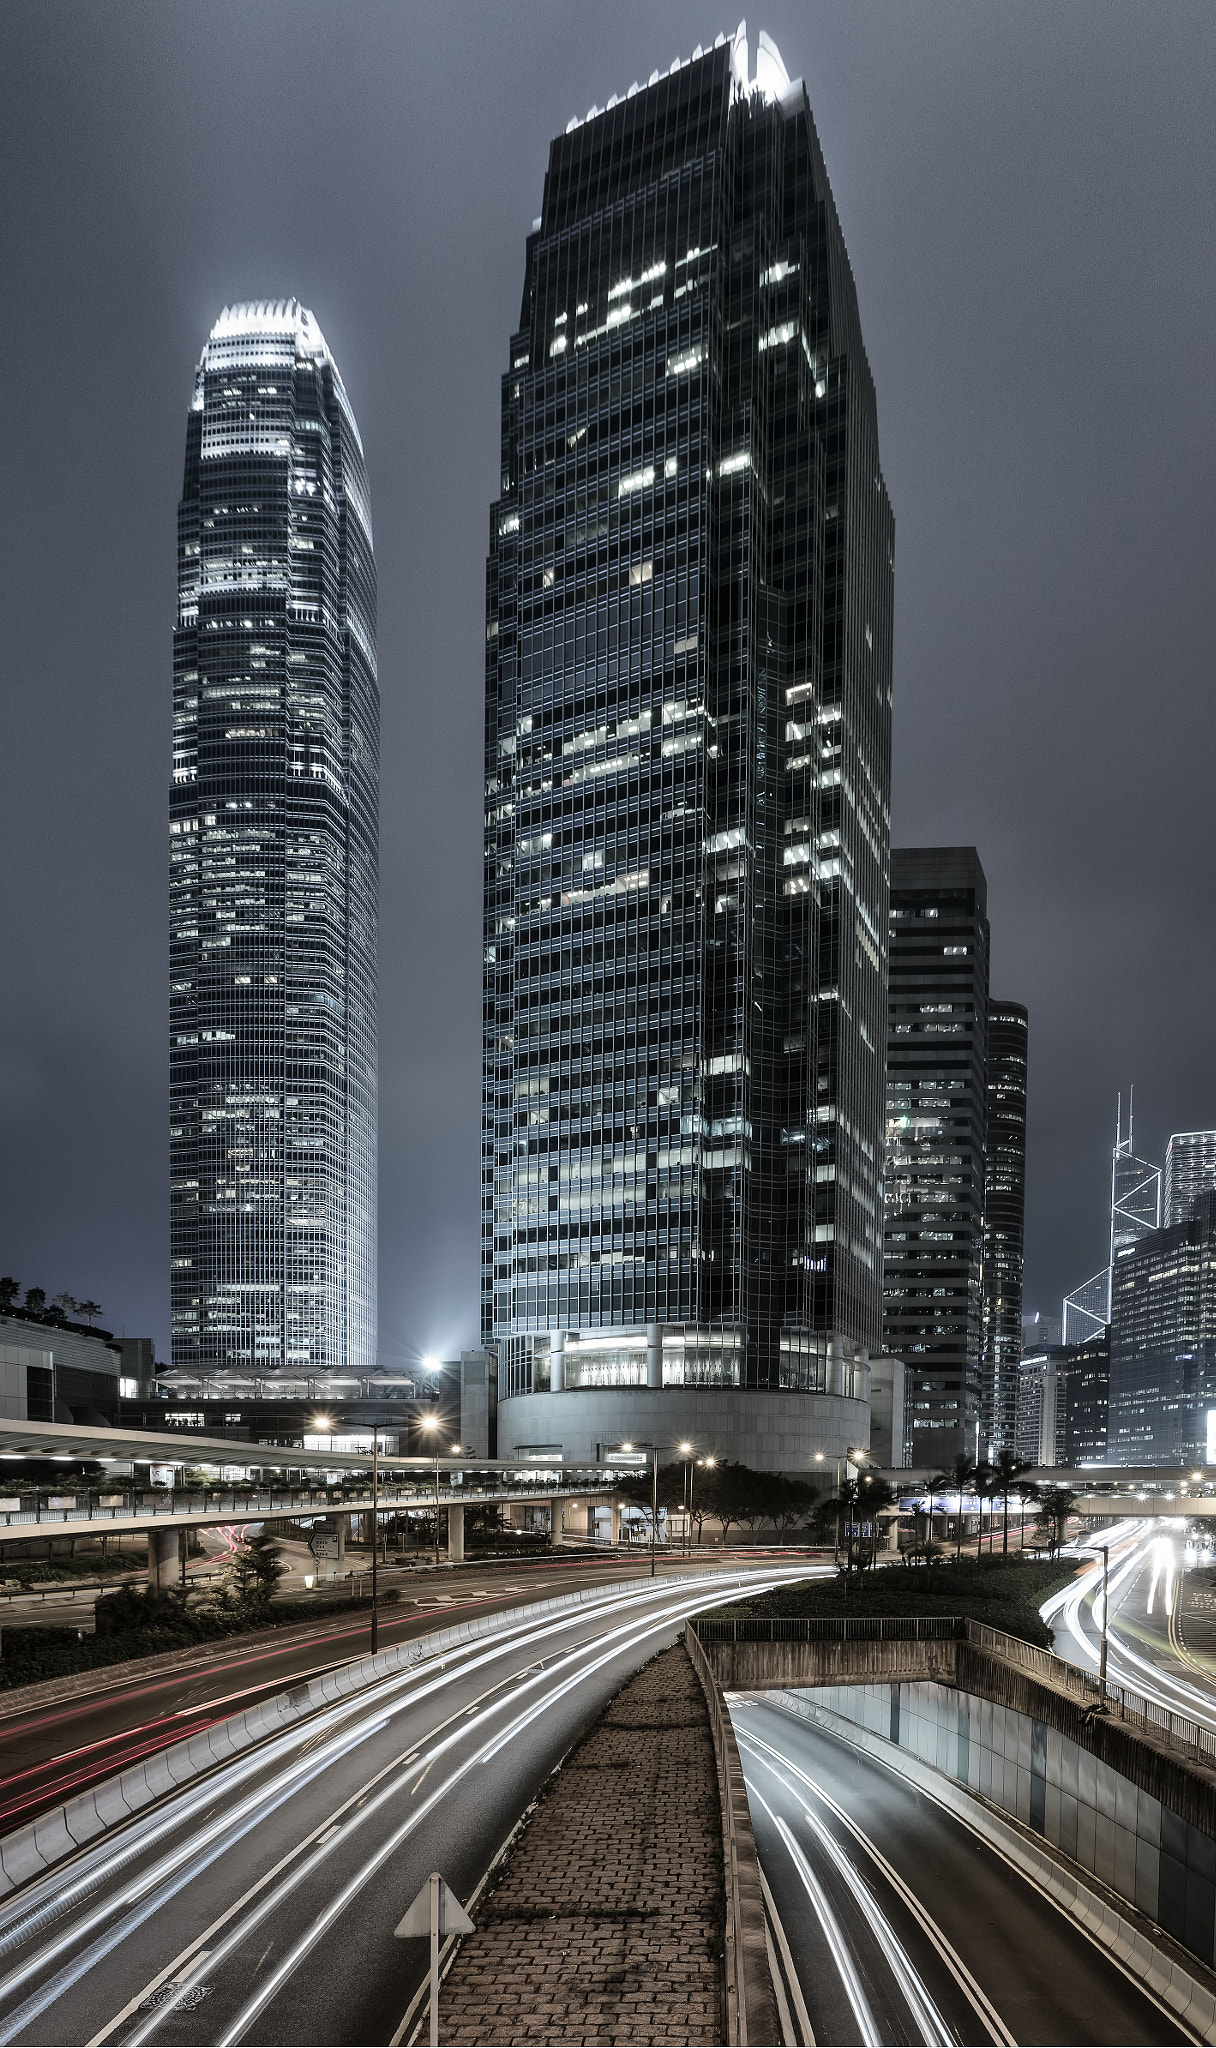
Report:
436,1643,724,2045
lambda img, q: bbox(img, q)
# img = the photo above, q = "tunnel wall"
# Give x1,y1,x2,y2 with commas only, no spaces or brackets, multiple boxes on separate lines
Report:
782,1679,1216,1971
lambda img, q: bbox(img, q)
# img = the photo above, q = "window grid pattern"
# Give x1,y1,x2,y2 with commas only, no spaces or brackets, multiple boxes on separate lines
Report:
981,1001,1028,1454
170,302,378,1377
483,50,893,1399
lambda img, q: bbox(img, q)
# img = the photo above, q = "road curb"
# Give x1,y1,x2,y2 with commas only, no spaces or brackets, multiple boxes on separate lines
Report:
770,1688,1216,2046
0,1569,798,1902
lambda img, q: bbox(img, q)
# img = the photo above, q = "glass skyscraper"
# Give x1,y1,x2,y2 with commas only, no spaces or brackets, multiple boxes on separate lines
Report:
884,847,990,1466
170,301,378,1377
482,30,892,1467
1164,1131,1216,1228
981,1000,1028,1455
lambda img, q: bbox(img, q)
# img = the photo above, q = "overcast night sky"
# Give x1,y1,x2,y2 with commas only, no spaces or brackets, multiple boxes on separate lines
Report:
1,2,1213,1367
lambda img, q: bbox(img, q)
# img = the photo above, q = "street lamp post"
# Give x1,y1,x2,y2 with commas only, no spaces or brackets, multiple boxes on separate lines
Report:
650,1447,658,1579
420,1414,441,1567
678,1442,693,1555
370,1425,380,1655
1099,1543,1109,1707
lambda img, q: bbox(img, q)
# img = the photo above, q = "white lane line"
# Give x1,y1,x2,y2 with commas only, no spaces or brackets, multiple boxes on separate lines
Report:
757,1861,816,2048
795,1707,1207,2048
739,1723,1009,2047
747,1781,881,2048
207,1584,762,2048
98,1573,792,2048
0,1566,782,1980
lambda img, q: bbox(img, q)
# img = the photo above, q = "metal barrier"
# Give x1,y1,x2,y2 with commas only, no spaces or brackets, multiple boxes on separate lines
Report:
684,1622,779,2046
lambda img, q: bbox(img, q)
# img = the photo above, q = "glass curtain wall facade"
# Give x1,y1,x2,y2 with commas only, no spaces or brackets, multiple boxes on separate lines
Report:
884,847,990,1465
981,1000,1028,1455
1108,1197,1216,1467
483,29,893,1401
1165,1132,1216,1227
171,302,378,1376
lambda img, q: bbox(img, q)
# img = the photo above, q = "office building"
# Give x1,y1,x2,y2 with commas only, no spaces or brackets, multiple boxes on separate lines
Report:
0,1311,126,1425
981,1000,1028,1455
483,30,893,1472
1060,1330,1109,1465
1165,1131,1216,1227
170,302,378,1378
1022,1309,1061,1350
1107,1194,1216,1467
884,847,989,1465
1015,1347,1062,1468
1062,1096,1160,1344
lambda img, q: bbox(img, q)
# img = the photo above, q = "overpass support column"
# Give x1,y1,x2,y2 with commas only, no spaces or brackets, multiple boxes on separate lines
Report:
147,1526,178,1597
550,1500,565,1547
610,1502,622,1545
447,1503,465,1563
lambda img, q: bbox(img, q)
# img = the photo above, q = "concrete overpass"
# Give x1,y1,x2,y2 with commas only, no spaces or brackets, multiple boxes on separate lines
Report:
0,1417,629,1584
1024,1466,1216,1521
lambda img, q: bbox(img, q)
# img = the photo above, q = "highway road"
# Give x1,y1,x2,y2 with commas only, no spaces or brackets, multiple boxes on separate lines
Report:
731,1693,1192,2047
0,1559,817,2047
0,1549,789,1839
1043,1520,1216,1734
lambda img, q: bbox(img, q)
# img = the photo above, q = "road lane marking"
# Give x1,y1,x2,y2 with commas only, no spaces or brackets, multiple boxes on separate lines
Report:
747,1781,881,2048
739,1718,1014,2048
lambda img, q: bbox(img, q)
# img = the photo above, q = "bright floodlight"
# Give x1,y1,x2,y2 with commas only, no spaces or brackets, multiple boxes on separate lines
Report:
419,1413,440,1433
422,1354,441,1371
621,1442,632,1452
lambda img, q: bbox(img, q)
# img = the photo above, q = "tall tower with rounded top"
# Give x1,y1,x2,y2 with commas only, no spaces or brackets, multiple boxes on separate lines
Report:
170,301,378,1377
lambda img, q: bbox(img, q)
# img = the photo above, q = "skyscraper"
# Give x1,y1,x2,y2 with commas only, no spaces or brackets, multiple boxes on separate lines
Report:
1062,1096,1160,1344
884,847,990,1466
170,301,378,1377
1108,1195,1216,1466
981,999,1028,1455
483,29,893,1471
1164,1131,1216,1227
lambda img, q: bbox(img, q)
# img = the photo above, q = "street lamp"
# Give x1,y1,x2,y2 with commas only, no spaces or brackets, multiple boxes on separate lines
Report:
419,1413,441,1567
370,1423,381,1655
678,1442,693,1554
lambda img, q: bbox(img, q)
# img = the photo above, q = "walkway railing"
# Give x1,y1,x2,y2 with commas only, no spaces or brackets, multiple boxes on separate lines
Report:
0,1470,621,1532
691,1614,1216,1773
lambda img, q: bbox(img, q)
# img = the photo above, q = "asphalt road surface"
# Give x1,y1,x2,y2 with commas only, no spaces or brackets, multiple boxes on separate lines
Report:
732,1694,1192,2047
0,1560,814,2047
0,1549,794,1838
1044,1522,1216,1733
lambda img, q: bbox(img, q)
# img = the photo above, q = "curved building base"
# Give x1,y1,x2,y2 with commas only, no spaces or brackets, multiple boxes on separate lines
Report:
497,1388,870,1476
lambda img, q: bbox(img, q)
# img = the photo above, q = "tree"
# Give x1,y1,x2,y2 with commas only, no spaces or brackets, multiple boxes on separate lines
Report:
0,1278,20,1312
941,1454,977,1561
972,1460,995,1557
52,1293,78,1321
923,1470,954,1554
223,1530,285,1610
1031,1484,1077,1560
991,1449,1033,1556
24,1287,47,1317
857,1475,899,1567
822,1474,896,1579
767,1475,820,1538
77,1300,103,1328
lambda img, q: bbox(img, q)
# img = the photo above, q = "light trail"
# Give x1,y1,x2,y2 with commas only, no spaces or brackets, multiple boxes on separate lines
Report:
1042,1523,1216,1732
0,1563,815,2045
737,1719,1014,2048
746,1779,882,2048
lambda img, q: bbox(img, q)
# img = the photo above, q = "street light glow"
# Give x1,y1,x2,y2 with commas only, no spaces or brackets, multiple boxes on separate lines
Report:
422,1354,441,1371
679,1441,693,1455
419,1413,440,1433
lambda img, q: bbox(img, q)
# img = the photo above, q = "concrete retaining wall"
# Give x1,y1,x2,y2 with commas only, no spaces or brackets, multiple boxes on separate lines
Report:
790,1674,1216,1974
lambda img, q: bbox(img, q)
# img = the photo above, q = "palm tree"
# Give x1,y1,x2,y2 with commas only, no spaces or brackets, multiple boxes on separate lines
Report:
940,1453,977,1561
923,1470,954,1555
1032,1483,1078,1559
858,1475,899,1567
972,1460,995,1557
991,1448,1032,1556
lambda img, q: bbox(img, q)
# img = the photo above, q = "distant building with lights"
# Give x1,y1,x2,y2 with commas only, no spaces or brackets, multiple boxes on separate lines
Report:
482,30,892,1473
1107,1193,1216,1467
170,301,378,1380
981,1000,1028,1456
1164,1131,1216,1228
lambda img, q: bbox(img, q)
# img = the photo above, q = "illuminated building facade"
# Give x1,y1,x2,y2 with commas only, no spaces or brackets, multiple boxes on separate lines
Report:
981,1000,1028,1454
1107,1195,1216,1467
170,301,378,1376
884,847,990,1466
1165,1131,1216,1227
484,30,892,1469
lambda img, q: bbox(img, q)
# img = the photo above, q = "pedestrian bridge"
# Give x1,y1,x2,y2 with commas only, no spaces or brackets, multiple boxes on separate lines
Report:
0,1417,626,1565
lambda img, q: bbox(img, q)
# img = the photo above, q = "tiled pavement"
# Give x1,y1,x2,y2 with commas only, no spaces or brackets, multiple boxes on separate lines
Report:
437,1643,725,2045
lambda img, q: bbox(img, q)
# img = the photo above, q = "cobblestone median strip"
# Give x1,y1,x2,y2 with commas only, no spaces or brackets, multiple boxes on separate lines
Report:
433,1645,726,2046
